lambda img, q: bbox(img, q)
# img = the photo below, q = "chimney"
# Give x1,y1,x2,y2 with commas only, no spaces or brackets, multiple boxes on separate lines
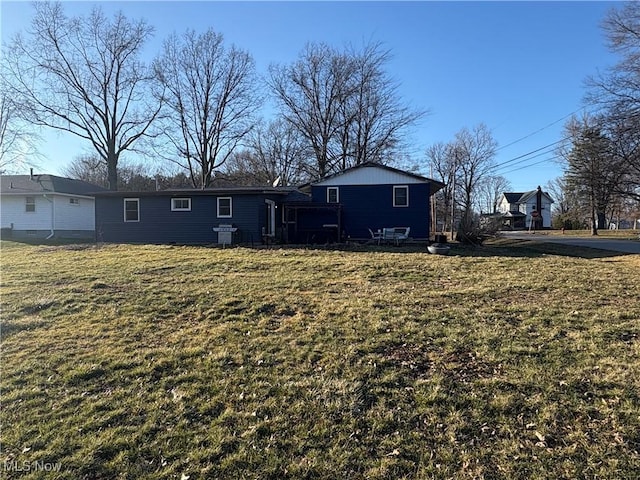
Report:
30,168,34,181
536,186,542,222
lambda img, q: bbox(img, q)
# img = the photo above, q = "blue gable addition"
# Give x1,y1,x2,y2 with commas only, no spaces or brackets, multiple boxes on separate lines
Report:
94,187,296,245
301,162,445,241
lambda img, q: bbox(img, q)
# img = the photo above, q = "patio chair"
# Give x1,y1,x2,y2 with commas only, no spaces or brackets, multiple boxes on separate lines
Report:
368,228,382,245
395,227,410,244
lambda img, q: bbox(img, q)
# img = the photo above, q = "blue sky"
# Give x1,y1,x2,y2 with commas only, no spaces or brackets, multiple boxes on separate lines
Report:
1,1,620,191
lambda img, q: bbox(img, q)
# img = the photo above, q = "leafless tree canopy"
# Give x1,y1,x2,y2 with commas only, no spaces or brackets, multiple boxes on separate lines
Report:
476,175,511,214
426,124,497,240
426,142,457,232
269,41,425,180
153,29,260,189
585,2,640,202
452,124,498,217
221,120,310,186
3,2,161,190
426,125,498,238
0,87,40,173
63,154,193,191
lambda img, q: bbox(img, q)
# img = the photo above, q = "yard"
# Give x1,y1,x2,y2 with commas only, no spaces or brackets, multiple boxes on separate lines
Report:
1,240,639,479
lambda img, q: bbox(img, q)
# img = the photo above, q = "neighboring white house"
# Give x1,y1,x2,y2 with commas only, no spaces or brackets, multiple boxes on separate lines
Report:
0,171,106,241
497,186,554,230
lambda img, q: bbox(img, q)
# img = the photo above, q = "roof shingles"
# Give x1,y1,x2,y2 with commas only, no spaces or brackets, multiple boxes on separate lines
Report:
0,175,106,196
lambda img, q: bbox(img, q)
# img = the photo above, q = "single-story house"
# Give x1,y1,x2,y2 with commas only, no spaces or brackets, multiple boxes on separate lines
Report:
0,171,106,241
496,186,554,229
94,187,303,245
93,162,445,245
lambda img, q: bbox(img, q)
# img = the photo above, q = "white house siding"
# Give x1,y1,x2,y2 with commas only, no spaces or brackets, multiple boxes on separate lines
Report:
54,195,95,230
522,200,552,228
314,167,425,186
1,195,53,230
1,194,96,239
497,197,510,214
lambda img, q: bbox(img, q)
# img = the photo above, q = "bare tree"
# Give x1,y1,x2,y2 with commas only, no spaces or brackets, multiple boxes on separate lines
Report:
587,2,640,124
153,29,260,189
221,120,310,186
337,42,426,169
249,119,309,185
586,2,640,202
3,2,161,190
63,154,109,188
476,175,511,214
0,87,40,174
426,142,457,233
451,124,498,240
545,177,569,217
270,42,425,179
63,154,192,191
269,42,355,179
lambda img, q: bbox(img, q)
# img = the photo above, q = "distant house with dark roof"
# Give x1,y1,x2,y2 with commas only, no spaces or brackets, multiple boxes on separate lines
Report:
0,171,106,241
497,186,554,229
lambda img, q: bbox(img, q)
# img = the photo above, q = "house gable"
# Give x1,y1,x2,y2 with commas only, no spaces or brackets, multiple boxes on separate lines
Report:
303,163,442,240
312,162,444,189
498,187,555,229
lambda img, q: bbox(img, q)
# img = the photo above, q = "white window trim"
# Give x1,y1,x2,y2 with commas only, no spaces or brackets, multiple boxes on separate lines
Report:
171,197,191,211
124,198,140,222
217,197,232,218
327,187,339,203
25,196,36,213
393,185,409,207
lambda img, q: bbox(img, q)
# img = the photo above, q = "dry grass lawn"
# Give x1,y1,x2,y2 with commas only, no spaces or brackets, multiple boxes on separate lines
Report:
1,240,639,479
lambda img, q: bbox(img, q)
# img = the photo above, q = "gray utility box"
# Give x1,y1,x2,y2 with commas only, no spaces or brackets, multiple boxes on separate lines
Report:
212,224,237,246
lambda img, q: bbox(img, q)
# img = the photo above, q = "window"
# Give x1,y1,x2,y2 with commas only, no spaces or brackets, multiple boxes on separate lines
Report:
393,186,409,207
217,197,232,218
327,187,339,203
25,197,36,212
171,198,191,211
69,198,80,205
124,198,140,222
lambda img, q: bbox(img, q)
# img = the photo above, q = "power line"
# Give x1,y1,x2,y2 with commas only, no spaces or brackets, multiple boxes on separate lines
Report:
496,107,587,152
499,156,561,175
493,138,567,170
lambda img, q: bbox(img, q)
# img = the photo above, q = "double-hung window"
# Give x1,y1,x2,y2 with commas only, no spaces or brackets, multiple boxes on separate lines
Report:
171,198,191,211
393,186,409,207
124,198,140,222
327,187,339,203
25,196,36,212
217,197,232,218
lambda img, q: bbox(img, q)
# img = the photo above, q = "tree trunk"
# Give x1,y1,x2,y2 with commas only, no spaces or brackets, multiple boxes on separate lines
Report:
107,156,118,191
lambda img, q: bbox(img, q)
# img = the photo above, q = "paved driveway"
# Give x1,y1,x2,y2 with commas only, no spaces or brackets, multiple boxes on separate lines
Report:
503,231,640,254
